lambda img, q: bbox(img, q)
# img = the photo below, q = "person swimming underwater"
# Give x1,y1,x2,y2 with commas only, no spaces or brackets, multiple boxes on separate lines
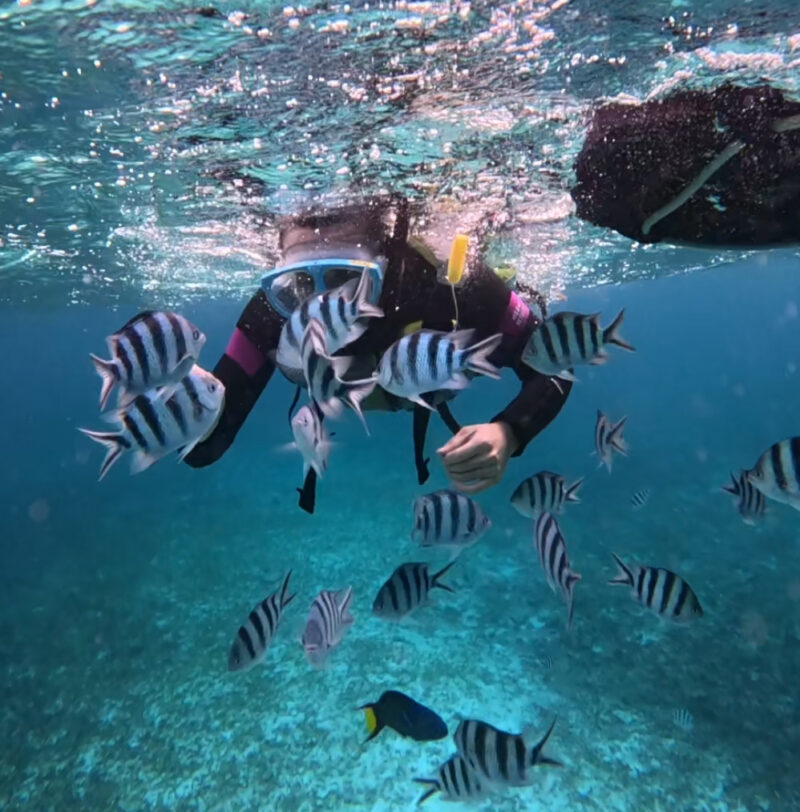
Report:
184,195,571,512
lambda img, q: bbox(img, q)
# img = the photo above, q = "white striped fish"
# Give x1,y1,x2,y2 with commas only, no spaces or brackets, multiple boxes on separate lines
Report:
412,490,491,559
630,488,651,509
376,329,502,411
228,572,295,672
510,471,583,518
276,270,383,379
300,319,375,426
521,309,634,381
722,470,766,526
453,718,561,787
372,561,455,620
534,513,581,629
608,553,703,623
79,366,225,479
90,311,206,409
291,403,331,479
415,754,488,805
746,438,800,511
301,587,354,667
594,410,627,472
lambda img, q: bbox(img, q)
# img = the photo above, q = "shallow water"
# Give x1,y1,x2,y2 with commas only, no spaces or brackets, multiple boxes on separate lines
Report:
2,1,800,811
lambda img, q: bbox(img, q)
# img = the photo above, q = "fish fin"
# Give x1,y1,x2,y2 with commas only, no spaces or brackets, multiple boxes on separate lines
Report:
176,436,203,462
342,380,376,435
276,441,299,454
314,396,344,420
329,354,354,380
524,718,562,768
721,472,740,495
408,393,437,412
173,354,196,379
609,417,628,454
607,552,634,586
556,368,577,382
116,388,138,410
565,477,583,503
413,779,440,806
89,354,119,411
337,586,354,623
446,371,470,390
603,308,635,352
565,572,580,629
279,571,295,609
353,269,384,319
549,376,565,395
78,428,126,480
432,560,457,593
448,328,476,349
129,450,159,474
590,351,608,366
464,332,502,379
446,547,465,564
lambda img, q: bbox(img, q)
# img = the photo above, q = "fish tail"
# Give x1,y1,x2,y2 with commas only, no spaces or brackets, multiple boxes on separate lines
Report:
464,332,502,379
78,427,128,480
565,572,580,629
432,560,457,593
528,718,563,768
358,703,383,742
609,417,628,454
565,477,583,503
412,779,440,806
279,570,296,610
603,308,635,352
608,552,634,587
722,471,740,496
90,353,120,410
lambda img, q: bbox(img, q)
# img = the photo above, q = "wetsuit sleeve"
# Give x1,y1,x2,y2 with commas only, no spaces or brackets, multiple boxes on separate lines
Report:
492,363,572,456
184,289,282,467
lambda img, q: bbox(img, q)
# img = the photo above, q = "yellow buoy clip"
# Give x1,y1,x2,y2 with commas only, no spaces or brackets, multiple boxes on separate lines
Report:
446,234,469,285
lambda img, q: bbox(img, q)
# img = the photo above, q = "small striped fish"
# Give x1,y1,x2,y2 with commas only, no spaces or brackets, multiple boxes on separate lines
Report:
412,490,491,559
510,471,583,518
522,309,634,381
228,571,295,672
300,319,375,424
301,587,354,667
79,366,225,479
608,553,703,623
746,437,800,512
376,328,502,411
372,562,455,620
415,754,488,805
291,403,331,479
630,488,651,509
453,718,561,787
722,470,766,526
534,513,581,629
594,410,627,472
90,310,205,409
276,270,383,378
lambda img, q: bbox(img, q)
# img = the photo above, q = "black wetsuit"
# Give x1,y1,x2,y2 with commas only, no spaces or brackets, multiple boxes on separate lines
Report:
185,240,571,489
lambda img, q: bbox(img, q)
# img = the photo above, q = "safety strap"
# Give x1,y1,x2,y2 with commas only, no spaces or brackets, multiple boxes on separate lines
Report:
412,401,462,484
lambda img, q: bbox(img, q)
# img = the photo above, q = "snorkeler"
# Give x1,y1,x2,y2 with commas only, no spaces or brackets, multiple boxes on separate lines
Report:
184,196,571,510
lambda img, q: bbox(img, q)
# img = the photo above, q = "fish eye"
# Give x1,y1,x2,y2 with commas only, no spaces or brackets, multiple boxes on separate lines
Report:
208,383,216,392
192,329,201,340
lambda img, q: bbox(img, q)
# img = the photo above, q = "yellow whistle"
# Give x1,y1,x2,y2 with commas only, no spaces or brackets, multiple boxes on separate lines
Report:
447,234,469,285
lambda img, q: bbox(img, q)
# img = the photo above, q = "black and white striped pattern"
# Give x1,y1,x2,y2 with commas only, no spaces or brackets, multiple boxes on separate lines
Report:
722,470,766,526
746,437,800,512
521,309,634,379
510,471,583,518
291,403,331,479
79,366,225,480
594,410,627,473
301,586,355,666
630,488,651,509
412,490,491,557
372,561,455,620
91,311,205,410
415,754,487,805
276,270,383,376
534,513,581,629
376,329,501,411
453,718,560,787
228,571,295,672
608,553,703,623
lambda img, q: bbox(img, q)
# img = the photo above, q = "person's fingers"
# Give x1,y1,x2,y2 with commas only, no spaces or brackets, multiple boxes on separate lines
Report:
437,427,476,457
446,462,497,482
440,439,492,467
453,477,495,494
445,457,497,476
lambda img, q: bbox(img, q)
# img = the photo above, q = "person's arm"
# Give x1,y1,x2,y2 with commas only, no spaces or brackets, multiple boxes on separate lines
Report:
184,290,282,467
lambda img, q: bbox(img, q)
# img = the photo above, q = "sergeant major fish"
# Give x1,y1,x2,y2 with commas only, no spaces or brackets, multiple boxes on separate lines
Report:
630,488,651,509
454,718,561,787
301,587,354,667
358,690,448,743
510,471,583,518
79,366,224,479
290,403,331,479
415,754,488,805
534,513,581,629
372,561,455,620
594,410,627,472
722,470,766,526
412,490,491,559
745,437,800,512
607,553,703,623
521,309,634,381
228,571,295,672
376,329,502,411
90,310,206,409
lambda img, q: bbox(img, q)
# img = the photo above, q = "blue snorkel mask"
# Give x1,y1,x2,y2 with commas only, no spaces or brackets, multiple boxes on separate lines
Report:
261,257,386,319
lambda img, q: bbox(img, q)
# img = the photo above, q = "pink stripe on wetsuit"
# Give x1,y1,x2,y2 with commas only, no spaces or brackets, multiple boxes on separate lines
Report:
226,327,267,377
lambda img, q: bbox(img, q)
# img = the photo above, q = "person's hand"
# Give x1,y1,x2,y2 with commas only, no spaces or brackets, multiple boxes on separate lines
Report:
437,422,518,494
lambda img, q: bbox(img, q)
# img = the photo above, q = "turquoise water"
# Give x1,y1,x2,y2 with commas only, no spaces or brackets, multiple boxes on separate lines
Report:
3,1,800,811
